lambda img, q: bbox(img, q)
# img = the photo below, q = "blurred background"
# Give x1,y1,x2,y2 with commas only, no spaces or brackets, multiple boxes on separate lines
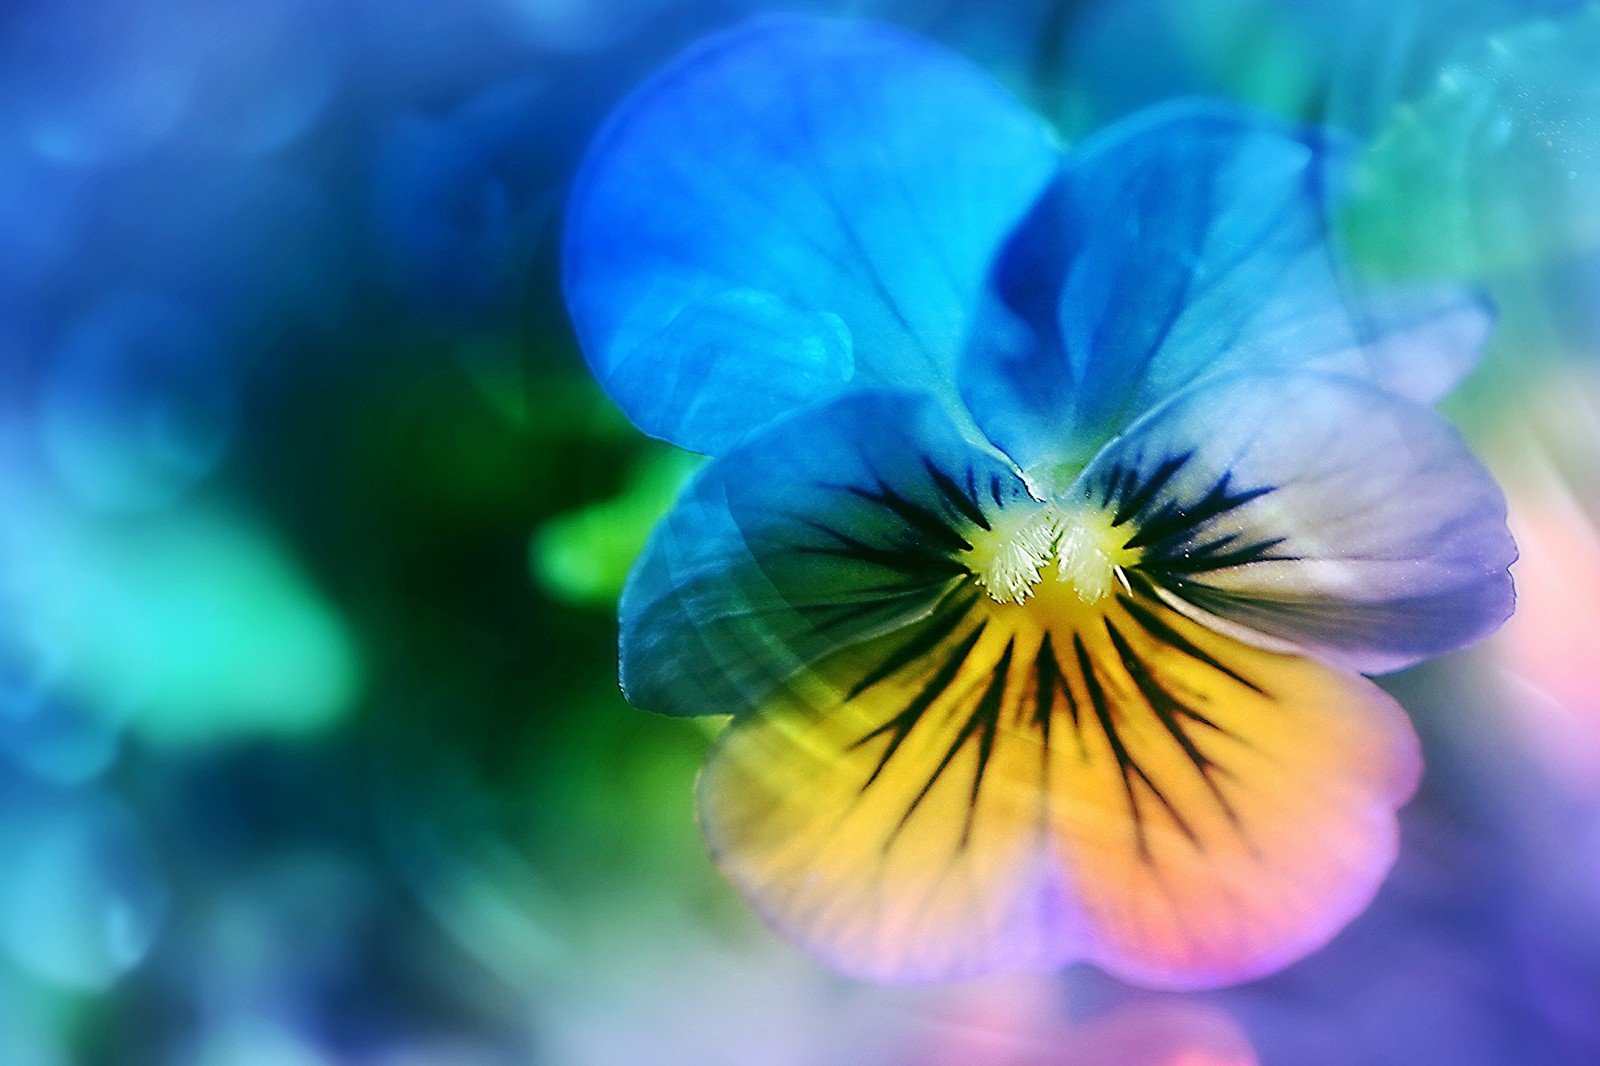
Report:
1,0,1599,1062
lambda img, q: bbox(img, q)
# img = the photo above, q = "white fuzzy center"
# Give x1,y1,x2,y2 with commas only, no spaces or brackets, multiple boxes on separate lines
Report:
967,501,1136,606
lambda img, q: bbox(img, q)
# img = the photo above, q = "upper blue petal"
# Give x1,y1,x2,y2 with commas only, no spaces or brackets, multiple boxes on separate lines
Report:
959,99,1492,476
563,15,1061,456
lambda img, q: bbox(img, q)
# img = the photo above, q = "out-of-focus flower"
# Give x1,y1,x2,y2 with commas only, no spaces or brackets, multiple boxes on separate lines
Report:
1062,0,1328,128
0,0,202,167
563,16,1515,987
1339,2,1600,381
0,0,344,168
0,148,90,308
490,0,674,52
1345,4,1600,279
1486,368,1600,798
177,0,346,159
92,157,350,335
524,903,1257,1066
0,623,119,786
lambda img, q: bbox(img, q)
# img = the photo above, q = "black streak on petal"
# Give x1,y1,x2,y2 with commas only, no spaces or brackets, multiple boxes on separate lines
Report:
927,460,991,531
1119,594,1265,696
889,639,1014,851
846,479,975,554
1106,619,1247,841
1125,471,1273,552
793,517,969,579
846,592,978,699
853,623,987,793
1074,632,1201,862
1112,450,1192,528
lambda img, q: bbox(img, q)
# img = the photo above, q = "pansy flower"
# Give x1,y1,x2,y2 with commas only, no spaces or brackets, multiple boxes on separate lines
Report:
563,16,1516,987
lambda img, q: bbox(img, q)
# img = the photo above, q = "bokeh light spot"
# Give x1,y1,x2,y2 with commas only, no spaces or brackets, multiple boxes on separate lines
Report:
0,782,167,991
41,292,235,514
531,448,701,606
5,492,362,747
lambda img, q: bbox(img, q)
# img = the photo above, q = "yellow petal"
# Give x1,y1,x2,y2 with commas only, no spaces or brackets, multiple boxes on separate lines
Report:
697,587,1420,986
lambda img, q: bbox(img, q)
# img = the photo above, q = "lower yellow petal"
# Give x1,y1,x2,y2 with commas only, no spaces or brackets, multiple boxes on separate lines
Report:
696,589,1420,985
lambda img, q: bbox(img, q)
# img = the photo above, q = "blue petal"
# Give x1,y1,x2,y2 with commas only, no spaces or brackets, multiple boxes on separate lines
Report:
564,16,1060,455
619,390,1020,716
1074,371,1516,674
960,100,1491,474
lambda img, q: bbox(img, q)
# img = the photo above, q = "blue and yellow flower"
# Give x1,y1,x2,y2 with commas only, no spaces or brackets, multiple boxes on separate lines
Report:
562,16,1517,988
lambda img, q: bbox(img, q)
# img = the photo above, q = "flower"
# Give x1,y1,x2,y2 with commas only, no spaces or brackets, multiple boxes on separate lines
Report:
562,15,1516,988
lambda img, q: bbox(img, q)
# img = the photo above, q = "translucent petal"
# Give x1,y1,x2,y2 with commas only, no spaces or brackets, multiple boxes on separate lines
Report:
619,390,1020,717
959,100,1490,471
698,588,1419,986
564,15,1060,454
1075,372,1516,674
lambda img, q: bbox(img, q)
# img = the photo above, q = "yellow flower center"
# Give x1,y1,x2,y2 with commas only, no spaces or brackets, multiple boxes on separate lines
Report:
966,499,1141,606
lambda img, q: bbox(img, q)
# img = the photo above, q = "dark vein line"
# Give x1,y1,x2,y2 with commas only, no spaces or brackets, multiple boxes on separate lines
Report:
846,592,978,699
846,481,974,553
959,640,1012,848
1124,474,1274,552
793,518,968,577
1036,632,1086,765
1107,621,1254,850
888,640,1014,851
853,623,986,793
1118,594,1266,695
1108,621,1221,776
1112,451,1192,527
1075,632,1203,860
926,460,991,531
1148,537,1292,574
1098,463,1127,510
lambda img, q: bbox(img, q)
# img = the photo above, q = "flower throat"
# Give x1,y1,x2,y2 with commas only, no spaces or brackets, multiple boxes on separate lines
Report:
966,499,1140,606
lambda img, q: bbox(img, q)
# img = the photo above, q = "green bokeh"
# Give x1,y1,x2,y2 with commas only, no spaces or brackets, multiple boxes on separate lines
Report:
6,492,360,747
